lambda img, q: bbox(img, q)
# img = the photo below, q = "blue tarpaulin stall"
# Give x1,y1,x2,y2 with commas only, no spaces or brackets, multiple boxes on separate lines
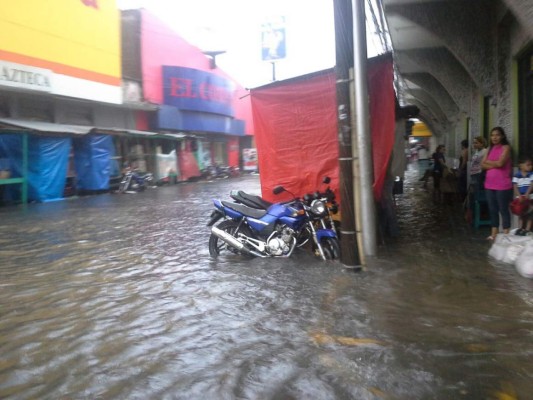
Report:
73,134,113,191
0,134,70,202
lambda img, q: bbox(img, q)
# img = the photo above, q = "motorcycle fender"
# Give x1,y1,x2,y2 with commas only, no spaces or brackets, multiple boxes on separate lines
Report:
316,229,337,241
207,210,224,226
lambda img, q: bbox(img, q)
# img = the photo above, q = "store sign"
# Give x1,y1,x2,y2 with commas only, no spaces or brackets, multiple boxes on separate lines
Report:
0,61,53,92
163,66,235,117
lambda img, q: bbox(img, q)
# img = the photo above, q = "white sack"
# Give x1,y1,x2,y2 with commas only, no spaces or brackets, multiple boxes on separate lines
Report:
488,234,531,263
515,240,533,279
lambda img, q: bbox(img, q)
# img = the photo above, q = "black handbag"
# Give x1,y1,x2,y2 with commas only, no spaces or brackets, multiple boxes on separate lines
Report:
393,177,403,195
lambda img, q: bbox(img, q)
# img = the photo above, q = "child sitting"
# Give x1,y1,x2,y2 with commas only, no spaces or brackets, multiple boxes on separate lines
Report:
512,156,533,235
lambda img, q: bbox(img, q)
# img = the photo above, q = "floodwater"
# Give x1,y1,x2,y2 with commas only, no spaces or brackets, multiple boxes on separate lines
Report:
0,166,532,400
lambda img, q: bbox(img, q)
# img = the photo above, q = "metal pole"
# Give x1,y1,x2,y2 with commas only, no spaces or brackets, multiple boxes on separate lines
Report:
352,0,377,256
333,0,362,268
349,67,366,265
271,62,276,81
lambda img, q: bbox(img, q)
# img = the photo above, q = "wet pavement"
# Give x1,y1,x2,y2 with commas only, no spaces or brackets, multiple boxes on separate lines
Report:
0,166,532,400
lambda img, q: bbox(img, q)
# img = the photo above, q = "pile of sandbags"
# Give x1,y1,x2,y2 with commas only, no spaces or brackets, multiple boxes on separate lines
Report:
488,234,533,279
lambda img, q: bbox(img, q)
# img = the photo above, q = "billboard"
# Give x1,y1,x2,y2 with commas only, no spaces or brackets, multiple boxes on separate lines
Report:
261,17,286,61
0,0,121,103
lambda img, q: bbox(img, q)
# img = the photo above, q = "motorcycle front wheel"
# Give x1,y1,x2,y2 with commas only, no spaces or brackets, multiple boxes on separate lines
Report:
118,178,129,193
209,220,253,258
320,237,341,260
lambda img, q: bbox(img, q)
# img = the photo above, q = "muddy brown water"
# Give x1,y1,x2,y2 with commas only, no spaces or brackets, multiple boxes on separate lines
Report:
0,167,532,399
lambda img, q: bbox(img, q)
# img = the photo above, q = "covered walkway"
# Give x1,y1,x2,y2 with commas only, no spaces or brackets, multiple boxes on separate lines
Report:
375,160,532,291
385,161,490,250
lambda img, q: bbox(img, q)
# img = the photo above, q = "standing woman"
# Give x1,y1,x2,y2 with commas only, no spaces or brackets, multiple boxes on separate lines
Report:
458,139,469,201
482,127,513,240
432,144,446,202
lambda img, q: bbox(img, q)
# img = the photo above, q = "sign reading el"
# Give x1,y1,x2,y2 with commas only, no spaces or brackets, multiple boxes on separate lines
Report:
0,0,121,102
163,66,235,117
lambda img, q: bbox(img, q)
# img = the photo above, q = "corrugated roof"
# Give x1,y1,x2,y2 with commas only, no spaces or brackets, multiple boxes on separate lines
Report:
0,118,92,135
0,118,162,137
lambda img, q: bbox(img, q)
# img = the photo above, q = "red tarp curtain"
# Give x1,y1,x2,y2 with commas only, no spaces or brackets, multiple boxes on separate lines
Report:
251,71,339,202
178,140,200,181
368,56,396,201
250,54,395,203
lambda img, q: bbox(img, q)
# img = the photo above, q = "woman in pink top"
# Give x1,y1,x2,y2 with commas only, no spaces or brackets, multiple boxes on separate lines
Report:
481,127,513,240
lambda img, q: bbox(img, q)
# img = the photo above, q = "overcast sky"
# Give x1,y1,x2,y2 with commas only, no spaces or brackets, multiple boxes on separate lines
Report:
117,0,383,88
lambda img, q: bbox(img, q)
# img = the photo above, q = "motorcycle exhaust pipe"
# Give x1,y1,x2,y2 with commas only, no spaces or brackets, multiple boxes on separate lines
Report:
211,226,264,257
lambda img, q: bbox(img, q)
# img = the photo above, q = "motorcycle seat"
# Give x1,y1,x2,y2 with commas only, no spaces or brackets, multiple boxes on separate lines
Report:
230,190,272,210
221,201,268,218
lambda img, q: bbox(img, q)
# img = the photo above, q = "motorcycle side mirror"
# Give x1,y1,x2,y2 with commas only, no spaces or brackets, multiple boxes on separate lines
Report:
323,176,331,184
273,186,286,195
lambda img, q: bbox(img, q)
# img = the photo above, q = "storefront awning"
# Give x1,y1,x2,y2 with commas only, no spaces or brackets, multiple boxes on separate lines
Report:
0,118,161,137
94,127,159,137
161,133,186,139
411,121,432,137
0,118,93,135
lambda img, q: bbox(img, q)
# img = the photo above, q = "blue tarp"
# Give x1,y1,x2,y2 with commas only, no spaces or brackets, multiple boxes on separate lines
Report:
0,134,70,202
73,134,113,191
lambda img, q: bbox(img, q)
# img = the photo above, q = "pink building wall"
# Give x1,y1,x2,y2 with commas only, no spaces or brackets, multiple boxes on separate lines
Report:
140,10,253,135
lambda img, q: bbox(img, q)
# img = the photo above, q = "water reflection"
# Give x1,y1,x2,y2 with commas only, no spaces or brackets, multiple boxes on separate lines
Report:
0,171,532,399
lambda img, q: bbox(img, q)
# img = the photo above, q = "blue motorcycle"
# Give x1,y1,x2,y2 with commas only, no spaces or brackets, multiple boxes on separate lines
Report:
207,186,340,260
230,176,339,236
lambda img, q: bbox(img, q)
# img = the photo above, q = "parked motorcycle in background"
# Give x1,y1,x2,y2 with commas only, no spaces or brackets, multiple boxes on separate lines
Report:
201,164,240,180
227,165,240,178
207,185,340,260
118,167,155,193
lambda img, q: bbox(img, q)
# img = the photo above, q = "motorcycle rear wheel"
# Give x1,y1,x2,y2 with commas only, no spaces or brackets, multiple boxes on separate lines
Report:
320,237,341,260
209,220,253,258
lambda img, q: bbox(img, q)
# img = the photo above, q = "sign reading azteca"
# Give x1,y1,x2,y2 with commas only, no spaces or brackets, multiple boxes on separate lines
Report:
163,66,235,117
0,0,120,103
0,61,52,92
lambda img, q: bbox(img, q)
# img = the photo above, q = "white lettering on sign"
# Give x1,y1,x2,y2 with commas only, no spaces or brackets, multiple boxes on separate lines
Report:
0,61,53,92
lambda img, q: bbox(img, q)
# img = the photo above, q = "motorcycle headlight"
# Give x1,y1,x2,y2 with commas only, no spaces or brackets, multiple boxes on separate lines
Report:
310,199,326,217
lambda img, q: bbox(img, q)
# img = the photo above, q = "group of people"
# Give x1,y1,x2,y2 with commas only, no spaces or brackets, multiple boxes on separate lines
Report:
419,127,533,240
419,142,462,203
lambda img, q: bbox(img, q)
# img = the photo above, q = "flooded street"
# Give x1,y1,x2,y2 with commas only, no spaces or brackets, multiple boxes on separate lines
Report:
1,167,532,400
